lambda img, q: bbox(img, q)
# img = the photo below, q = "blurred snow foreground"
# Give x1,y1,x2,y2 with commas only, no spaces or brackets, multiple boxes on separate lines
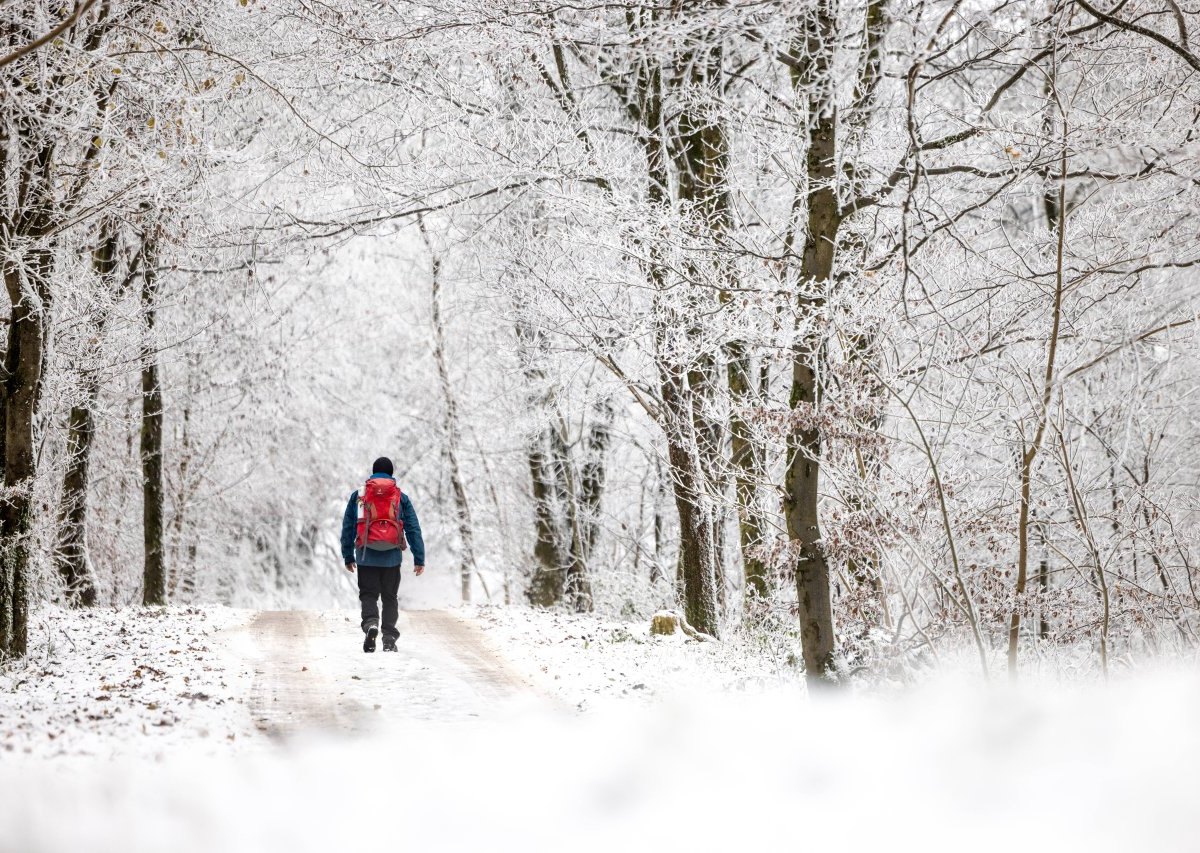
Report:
2,607,1198,853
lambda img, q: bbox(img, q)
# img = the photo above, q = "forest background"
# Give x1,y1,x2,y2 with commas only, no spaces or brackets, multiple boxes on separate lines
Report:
3,0,1199,685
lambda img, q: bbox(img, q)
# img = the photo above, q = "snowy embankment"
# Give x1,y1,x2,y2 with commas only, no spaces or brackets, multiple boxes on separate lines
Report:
2,605,1198,852
0,606,254,759
469,604,789,708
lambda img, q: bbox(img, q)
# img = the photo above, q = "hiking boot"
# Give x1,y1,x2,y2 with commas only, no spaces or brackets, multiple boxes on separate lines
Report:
382,636,397,652
363,625,378,653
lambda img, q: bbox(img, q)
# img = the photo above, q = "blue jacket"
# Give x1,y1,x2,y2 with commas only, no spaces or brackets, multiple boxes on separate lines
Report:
340,474,425,567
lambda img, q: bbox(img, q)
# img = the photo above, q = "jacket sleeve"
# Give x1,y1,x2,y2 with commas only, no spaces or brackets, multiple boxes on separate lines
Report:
401,493,425,566
340,492,358,564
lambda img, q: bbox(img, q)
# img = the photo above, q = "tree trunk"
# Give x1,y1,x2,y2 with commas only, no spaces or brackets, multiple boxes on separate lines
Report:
168,357,198,601
691,358,727,612
554,396,614,613
728,341,769,605
140,243,166,607
57,227,123,607
518,320,571,607
671,30,732,618
785,353,836,681
628,31,722,635
665,436,720,635
577,396,614,562
57,378,101,606
783,5,840,682
661,368,720,636
651,452,666,585
1034,509,1050,640
550,419,597,613
422,215,479,604
0,273,13,652
0,251,52,657
525,428,568,606
1008,110,1068,676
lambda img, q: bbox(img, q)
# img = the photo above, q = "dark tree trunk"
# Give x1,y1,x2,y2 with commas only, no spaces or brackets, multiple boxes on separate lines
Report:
518,320,571,607
0,276,12,652
168,398,191,600
57,378,101,606
785,348,836,680
1,251,52,657
783,6,840,682
650,452,666,585
728,341,769,605
671,30,733,617
561,397,614,613
516,314,612,613
140,246,166,607
665,425,720,634
549,420,596,613
631,30,722,635
0,309,7,478
1,95,59,655
660,365,720,636
525,429,568,606
168,351,200,600
56,227,122,607
690,358,727,611
577,396,614,561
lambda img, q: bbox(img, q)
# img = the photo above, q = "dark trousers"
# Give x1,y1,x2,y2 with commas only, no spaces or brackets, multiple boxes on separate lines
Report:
358,564,401,640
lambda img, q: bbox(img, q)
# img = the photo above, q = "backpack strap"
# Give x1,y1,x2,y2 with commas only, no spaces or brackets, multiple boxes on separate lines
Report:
358,481,375,554
395,488,406,550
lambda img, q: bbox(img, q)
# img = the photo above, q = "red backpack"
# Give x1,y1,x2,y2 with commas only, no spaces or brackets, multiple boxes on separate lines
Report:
355,477,406,551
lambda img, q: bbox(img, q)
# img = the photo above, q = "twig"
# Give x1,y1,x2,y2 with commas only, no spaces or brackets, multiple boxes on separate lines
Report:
0,0,99,70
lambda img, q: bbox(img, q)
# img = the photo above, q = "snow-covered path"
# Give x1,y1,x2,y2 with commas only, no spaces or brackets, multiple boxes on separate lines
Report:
243,609,533,740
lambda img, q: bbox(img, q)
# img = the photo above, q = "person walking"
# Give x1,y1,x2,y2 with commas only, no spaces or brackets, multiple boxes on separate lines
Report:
340,457,425,652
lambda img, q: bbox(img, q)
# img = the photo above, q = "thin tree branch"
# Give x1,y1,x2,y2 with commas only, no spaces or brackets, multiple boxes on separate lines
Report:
0,0,99,70
1076,0,1200,72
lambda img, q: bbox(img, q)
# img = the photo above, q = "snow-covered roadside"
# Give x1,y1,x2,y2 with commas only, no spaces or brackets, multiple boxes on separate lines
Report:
0,606,255,759
468,604,800,708
2,604,1199,852
3,663,1198,852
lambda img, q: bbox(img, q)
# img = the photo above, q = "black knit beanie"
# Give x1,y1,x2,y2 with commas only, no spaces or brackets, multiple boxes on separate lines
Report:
372,456,394,476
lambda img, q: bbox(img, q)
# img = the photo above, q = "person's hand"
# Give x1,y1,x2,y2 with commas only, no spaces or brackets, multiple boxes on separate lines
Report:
345,562,356,573
414,565,425,577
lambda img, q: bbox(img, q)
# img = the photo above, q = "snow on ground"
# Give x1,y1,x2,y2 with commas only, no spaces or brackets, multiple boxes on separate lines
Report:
5,666,1198,852
0,606,254,759
241,608,538,737
2,604,1199,852
469,604,794,709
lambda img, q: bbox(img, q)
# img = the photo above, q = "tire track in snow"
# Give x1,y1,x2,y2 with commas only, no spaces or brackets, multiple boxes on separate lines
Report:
400,609,531,699
248,611,372,740
245,609,531,742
